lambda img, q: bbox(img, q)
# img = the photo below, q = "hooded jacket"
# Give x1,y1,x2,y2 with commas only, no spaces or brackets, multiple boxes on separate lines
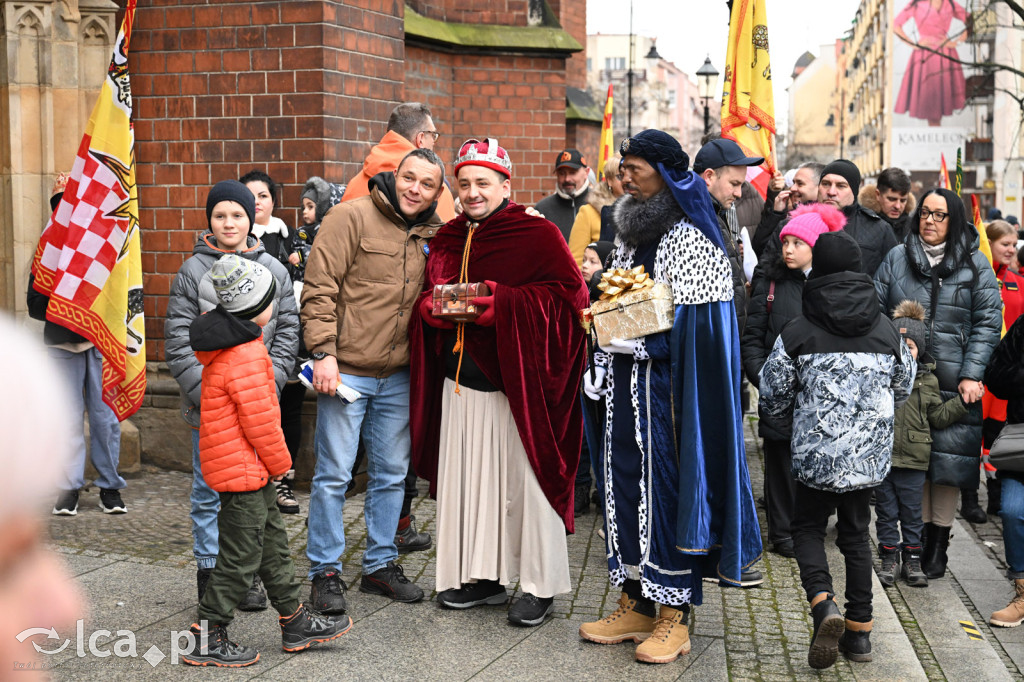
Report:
893,356,968,470
858,185,917,245
875,227,1002,487
759,271,915,492
164,232,300,428
301,172,444,377
341,130,456,220
741,250,808,439
190,305,292,493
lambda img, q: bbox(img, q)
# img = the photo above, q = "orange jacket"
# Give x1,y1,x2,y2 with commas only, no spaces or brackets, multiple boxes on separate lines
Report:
343,130,456,221
193,309,292,493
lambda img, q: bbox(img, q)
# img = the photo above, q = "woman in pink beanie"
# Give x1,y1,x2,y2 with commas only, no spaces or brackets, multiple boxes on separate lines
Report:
742,203,846,557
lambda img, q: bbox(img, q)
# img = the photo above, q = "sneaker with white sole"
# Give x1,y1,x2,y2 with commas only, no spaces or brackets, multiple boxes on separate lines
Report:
53,489,79,516
507,593,554,627
99,488,127,514
275,476,299,514
436,580,508,609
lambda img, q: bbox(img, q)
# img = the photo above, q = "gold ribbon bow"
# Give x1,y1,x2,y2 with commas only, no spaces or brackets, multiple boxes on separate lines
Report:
597,265,655,302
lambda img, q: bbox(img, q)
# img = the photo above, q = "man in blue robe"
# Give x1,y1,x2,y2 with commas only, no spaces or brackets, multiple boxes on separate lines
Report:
579,130,762,664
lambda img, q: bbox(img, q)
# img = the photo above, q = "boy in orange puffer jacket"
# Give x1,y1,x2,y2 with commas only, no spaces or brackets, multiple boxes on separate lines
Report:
182,254,351,667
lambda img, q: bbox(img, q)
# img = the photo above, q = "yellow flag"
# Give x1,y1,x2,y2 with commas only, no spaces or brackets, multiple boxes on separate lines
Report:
598,85,614,181
31,1,144,420
722,0,776,197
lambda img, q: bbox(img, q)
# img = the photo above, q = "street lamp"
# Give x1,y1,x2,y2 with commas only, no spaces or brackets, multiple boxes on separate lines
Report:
697,55,720,135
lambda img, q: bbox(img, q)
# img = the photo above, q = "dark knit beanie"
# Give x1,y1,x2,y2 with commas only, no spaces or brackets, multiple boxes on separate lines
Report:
892,299,928,356
586,241,615,268
206,180,256,231
809,231,862,279
820,159,862,197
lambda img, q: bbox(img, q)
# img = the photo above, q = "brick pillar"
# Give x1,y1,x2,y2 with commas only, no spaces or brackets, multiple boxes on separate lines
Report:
131,1,404,361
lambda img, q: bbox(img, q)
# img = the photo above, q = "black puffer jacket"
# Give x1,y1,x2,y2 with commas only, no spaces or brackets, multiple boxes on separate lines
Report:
875,229,1002,487
984,316,1024,483
742,251,808,439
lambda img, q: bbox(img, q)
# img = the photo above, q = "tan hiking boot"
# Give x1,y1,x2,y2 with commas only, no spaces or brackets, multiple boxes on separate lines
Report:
579,592,656,644
991,579,1024,628
635,605,691,664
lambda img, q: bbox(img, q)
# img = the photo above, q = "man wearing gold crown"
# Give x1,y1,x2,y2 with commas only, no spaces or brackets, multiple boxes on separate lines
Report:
408,138,589,627
578,129,762,664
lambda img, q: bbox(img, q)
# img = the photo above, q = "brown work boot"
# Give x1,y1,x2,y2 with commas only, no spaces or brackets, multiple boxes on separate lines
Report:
990,579,1024,628
579,592,656,644
634,605,691,664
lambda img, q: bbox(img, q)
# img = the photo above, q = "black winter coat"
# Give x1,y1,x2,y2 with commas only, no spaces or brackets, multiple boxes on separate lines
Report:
713,198,748,331
983,315,1024,483
742,252,807,439
875,230,1002,487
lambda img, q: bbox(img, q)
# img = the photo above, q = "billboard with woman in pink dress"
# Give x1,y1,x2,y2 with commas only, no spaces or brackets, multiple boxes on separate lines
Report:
891,0,973,169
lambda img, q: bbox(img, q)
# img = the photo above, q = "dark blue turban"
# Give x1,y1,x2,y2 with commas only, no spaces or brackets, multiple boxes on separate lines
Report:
619,129,725,253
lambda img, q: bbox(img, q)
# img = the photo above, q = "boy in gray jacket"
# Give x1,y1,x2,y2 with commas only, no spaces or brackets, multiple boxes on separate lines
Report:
164,180,299,604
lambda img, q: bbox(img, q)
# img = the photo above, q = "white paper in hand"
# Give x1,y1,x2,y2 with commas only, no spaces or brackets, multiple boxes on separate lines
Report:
298,360,361,404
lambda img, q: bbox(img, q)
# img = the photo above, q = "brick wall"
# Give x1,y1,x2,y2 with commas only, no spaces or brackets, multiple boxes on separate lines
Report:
407,0,528,27
554,0,587,89
405,49,567,202
131,1,404,361
566,122,601,174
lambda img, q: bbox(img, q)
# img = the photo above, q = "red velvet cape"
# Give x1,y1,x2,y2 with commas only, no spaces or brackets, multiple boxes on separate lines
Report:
409,203,588,531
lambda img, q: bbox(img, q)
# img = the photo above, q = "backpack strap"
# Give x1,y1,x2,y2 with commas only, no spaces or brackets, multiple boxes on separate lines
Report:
766,280,776,315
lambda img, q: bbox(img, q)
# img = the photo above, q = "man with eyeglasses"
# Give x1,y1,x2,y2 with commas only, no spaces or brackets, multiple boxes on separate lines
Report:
342,102,457,220
758,160,896,277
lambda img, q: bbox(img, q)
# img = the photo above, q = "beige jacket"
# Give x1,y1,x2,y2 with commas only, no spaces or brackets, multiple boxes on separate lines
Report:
301,187,443,377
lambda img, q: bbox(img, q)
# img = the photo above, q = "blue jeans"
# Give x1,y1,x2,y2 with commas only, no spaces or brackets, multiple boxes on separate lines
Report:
49,346,124,491
1000,476,1024,578
875,467,926,549
307,369,411,578
191,427,220,570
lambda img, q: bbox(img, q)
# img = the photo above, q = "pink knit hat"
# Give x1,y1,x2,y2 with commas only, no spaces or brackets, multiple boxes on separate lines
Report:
778,203,846,248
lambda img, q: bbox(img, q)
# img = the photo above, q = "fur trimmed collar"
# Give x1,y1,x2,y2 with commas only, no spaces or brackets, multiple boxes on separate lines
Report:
613,189,685,248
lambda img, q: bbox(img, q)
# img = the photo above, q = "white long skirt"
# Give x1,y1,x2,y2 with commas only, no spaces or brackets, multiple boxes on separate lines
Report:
435,379,571,598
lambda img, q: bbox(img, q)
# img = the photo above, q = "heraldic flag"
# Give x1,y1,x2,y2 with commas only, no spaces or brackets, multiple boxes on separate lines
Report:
598,85,614,181
31,0,144,421
722,0,777,198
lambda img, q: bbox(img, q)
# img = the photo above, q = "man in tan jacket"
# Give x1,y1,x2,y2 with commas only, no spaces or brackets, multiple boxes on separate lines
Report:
301,148,445,612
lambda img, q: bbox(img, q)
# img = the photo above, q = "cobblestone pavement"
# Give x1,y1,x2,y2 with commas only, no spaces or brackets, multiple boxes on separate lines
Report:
42,417,1024,680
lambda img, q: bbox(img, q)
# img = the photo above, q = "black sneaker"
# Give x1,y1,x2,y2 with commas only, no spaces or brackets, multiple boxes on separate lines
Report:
238,574,268,611
508,593,554,627
838,625,873,662
877,546,899,588
99,488,127,514
437,580,508,609
395,514,432,554
771,538,795,558
53,489,79,516
310,570,348,614
574,484,590,517
275,476,300,514
702,567,764,587
279,603,353,653
197,568,213,602
808,595,844,670
359,561,424,603
181,624,259,667
901,548,928,587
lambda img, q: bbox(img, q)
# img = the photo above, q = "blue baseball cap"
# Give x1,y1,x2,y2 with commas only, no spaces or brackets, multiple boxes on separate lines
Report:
693,138,764,174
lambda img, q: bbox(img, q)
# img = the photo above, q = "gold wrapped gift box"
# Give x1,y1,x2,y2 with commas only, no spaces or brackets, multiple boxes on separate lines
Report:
589,281,674,346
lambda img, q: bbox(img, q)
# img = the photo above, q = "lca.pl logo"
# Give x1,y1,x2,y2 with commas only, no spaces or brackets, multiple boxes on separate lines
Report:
16,620,207,668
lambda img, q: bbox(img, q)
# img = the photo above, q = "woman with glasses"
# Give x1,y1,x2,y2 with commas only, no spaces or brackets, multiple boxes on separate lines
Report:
875,187,1002,579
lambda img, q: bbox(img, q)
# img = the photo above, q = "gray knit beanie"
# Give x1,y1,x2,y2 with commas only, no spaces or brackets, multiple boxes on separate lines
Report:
210,254,276,320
